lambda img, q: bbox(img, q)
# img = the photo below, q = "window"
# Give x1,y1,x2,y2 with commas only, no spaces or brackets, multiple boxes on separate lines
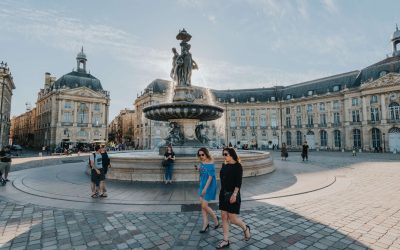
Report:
296,116,302,127
333,100,340,110
230,117,236,128
271,96,276,101
296,106,301,113
63,112,71,122
389,102,400,120
231,110,236,116
352,98,359,106
64,101,72,109
271,110,277,128
286,94,291,100
240,109,246,116
319,103,325,111
93,114,101,125
260,114,267,128
379,71,387,77
352,110,360,122
307,104,313,112
286,131,292,146
353,129,361,148
286,107,290,114
334,130,341,148
320,114,327,125
250,116,256,128
370,107,380,122
370,95,378,103
94,103,100,111
78,130,87,137
333,85,340,92
372,128,381,148
286,117,291,127
250,109,255,116
320,130,327,147
240,117,246,127
230,98,235,103
307,114,314,126
333,112,340,124
296,131,303,146
308,90,313,96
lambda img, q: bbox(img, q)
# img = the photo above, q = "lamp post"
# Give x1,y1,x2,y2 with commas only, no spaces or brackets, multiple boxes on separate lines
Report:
0,77,4,148
383,132,386,153
148,88,153,149
225,101,228,146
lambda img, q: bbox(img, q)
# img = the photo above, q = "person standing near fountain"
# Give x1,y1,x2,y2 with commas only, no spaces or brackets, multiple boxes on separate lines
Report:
217,147,251,249
163,145,175,184
195,147,219,233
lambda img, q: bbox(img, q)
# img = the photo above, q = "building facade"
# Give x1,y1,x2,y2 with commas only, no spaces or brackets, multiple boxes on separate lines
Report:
11,49,110,149
131,28,400,153
0,62,16,147
108,108,136,146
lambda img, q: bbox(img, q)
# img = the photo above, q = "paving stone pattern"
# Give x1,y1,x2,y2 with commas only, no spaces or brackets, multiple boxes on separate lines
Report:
0,151,399,249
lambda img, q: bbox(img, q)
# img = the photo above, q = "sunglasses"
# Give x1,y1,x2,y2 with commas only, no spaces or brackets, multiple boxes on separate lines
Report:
198,153,205,157
223,153,229,157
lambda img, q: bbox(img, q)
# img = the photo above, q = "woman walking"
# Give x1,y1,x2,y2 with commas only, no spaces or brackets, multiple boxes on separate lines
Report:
281,143,288,160
164,145,175,184
216,147,251,249
195,147,219,233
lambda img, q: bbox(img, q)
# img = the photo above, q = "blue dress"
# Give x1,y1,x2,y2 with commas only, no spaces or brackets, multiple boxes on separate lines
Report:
198,162,217,201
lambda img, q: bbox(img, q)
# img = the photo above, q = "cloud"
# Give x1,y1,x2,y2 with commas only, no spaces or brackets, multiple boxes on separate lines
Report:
322,0,338,14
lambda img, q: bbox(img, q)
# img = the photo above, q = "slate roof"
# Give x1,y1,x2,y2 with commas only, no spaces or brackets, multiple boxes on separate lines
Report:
52,71,103,91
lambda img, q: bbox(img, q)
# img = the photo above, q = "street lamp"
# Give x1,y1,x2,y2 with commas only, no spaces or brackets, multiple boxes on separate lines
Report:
0,62,7,148
383,132,386,153
148,87,153,149
224,101,228,146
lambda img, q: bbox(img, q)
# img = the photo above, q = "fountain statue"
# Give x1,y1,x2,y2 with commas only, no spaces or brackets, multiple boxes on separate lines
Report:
143,29,224,155
104,29,274,182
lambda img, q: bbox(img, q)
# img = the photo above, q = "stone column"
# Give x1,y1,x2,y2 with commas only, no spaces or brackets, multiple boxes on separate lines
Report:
381,94,387,123
362,96,368,124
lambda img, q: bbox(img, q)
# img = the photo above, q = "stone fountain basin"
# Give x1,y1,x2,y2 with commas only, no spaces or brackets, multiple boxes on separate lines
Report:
143,102,223,121
105,150,274,182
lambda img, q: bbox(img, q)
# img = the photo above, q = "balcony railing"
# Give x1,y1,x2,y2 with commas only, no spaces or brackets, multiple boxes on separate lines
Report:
295,124,302,128
306,124,314,128
77,123,88,127
318,123,327,128
61,122,73,126
333,122,341,127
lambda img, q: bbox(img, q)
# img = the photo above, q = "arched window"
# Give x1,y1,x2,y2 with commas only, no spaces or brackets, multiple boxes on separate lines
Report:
353,129,361,148
372,128,381,149
296,131,302,146
286,131,292,146
320,130,327,147
334,130,341,148
389,102,400,120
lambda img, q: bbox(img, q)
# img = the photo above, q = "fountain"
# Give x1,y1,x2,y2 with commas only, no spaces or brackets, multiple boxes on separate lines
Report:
107,29,274,182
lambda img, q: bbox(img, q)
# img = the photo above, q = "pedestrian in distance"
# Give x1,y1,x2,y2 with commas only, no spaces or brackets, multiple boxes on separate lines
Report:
89,145,103,198
195,147,219,233
216,147,251,249
164,145,175,184
301,141,309,161
281,143,288,160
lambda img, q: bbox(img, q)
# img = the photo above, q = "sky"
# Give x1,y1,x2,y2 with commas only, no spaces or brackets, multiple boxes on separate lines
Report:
1,0,399,121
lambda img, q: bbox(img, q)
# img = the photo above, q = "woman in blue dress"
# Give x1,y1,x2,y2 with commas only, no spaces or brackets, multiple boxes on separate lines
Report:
196,147,219,233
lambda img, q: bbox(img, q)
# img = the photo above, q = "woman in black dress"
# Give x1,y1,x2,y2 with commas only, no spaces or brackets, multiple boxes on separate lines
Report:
216,147,251,249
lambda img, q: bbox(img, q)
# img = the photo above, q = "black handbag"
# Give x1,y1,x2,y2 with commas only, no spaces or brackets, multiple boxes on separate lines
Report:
224,191,241,204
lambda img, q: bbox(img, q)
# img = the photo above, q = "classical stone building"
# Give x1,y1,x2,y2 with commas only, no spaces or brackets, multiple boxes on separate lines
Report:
108,108,136,146
133,28,400,153
11,49,110,149
0,62,16,147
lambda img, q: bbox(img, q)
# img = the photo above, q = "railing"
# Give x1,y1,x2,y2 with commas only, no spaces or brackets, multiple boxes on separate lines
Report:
318,124,327,128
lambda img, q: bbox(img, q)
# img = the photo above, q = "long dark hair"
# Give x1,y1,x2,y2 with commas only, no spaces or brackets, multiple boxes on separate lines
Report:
166,145,174,153
197,147,212,160
223,147,240,163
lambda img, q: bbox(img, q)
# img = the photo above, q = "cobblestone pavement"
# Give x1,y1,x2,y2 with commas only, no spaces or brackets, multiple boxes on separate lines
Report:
0,151,399,249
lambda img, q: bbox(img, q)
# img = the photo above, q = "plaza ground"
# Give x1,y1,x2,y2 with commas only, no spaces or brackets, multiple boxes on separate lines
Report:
0,151,399,249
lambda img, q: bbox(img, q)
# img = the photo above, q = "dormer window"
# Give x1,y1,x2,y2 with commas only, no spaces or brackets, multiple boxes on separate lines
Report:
308,90,313,96
250,97,255,102
230,98,235,103
333,85,340,92
286,94,292,100
271,96,276,101
379,71,387,77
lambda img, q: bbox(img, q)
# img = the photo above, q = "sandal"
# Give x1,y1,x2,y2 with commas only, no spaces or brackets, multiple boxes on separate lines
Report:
216,240,230,249
99,193,108,198
214,216,220,229
243,225,251,241
91,193,98,198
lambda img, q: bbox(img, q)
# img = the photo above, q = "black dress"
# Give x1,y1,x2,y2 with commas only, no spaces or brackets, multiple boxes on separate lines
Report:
219,162,243,214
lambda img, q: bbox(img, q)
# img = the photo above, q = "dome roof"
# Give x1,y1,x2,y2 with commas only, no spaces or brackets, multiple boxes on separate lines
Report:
53,71,103,91
77,47,87,60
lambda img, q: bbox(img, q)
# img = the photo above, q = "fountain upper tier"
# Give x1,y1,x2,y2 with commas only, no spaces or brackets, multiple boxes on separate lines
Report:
143,101,223,122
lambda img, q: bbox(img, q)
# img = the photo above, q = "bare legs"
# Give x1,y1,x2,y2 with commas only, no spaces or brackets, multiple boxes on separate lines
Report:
200,199,218,230
220,210,251,242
